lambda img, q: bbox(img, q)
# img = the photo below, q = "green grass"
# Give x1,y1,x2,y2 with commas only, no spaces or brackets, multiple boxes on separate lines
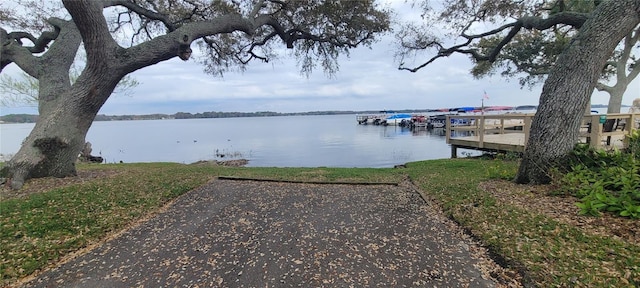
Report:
214,166,406,183
1,160,639,287
406,159,640,287
1,163,216,282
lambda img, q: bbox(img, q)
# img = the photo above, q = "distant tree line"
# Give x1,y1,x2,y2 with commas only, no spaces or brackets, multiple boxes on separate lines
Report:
0,110,366,123
174,111,278,119
174,110,368,119
3,105,621,124
93,114,172,121
0,114,38,123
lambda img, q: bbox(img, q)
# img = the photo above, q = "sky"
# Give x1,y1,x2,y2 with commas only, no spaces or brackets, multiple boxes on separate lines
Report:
1,2,639,116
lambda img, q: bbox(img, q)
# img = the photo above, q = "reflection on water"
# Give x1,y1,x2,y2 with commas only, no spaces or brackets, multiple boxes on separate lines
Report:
0,114,473,168
450,130,476,137
415,127,447,137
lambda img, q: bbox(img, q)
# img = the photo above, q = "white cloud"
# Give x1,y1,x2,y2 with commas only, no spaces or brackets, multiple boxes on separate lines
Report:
2,3,640,117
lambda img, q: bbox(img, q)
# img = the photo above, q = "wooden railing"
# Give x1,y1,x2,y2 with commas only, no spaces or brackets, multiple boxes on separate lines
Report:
579,113,639,148
445,114,533,148
445,113,639,151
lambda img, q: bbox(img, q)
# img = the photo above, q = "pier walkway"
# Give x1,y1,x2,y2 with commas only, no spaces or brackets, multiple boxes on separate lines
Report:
446,113,640,157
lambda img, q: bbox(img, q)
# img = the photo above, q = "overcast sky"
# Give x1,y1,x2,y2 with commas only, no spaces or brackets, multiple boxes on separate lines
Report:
1,2,639,116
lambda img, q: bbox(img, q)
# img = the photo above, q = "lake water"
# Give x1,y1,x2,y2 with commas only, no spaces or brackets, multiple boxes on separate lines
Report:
1,114,468,167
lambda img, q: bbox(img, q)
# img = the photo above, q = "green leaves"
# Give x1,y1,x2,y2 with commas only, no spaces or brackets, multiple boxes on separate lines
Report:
619,205,640,218
561,137,640,218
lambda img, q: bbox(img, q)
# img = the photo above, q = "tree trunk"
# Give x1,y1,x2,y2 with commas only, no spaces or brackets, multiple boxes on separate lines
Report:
3,99,93,189
1,1,182,189
2,71,120,189
606,26,640,113
606,85,627,113
515,0,640,184
1,3,126,189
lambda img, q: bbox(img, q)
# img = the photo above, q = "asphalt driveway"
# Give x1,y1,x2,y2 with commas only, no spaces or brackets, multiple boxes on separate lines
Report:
26,178,509,287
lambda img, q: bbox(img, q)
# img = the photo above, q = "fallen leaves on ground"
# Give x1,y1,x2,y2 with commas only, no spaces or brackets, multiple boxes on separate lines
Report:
478,179,639,245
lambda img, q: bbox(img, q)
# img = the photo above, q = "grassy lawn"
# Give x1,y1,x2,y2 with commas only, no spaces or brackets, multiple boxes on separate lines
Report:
1,159,638,287
406,159,639,287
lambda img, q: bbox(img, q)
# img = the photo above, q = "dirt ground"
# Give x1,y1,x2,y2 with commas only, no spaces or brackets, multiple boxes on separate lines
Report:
478,180,639,246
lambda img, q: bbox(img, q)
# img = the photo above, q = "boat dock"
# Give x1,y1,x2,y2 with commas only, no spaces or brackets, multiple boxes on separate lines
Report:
356,113,387,124
356,111,429,125
356,112,449,127
445,113,640,157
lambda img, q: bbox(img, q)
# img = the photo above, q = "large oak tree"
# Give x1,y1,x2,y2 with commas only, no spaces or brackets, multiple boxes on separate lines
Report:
0,0,390,189
467,1,640,113
516,0,639,183
396,0,640,184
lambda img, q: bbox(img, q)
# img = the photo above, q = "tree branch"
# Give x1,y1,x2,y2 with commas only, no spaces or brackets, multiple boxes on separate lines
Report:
39,19,82,78
1,28,42,77
0,28,10,70
3,17,66,55
399,11,590,73
63,0,120,72
103,0,178,31
519,11,589,30
595,81,612,93
249,0,266,19
120,14,255,72
627,57,640,84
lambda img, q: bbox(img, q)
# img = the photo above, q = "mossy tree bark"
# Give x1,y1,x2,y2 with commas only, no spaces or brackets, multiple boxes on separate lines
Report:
515,0,640,184
4,85,115,189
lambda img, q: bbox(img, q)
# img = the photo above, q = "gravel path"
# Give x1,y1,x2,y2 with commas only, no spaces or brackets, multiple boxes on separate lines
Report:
26,179,510,287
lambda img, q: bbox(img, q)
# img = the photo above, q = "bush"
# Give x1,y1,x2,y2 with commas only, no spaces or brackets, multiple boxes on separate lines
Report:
559,132,640,218
626,129,640,158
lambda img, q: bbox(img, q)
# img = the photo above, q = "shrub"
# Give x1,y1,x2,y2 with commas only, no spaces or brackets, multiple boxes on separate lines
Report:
626,129,640,158
558,133,640,218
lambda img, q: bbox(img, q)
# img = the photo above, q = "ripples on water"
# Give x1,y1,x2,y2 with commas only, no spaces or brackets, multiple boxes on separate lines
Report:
1,114,463,168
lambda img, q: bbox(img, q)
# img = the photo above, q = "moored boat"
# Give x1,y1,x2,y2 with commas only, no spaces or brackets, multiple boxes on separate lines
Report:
385,113,412,125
